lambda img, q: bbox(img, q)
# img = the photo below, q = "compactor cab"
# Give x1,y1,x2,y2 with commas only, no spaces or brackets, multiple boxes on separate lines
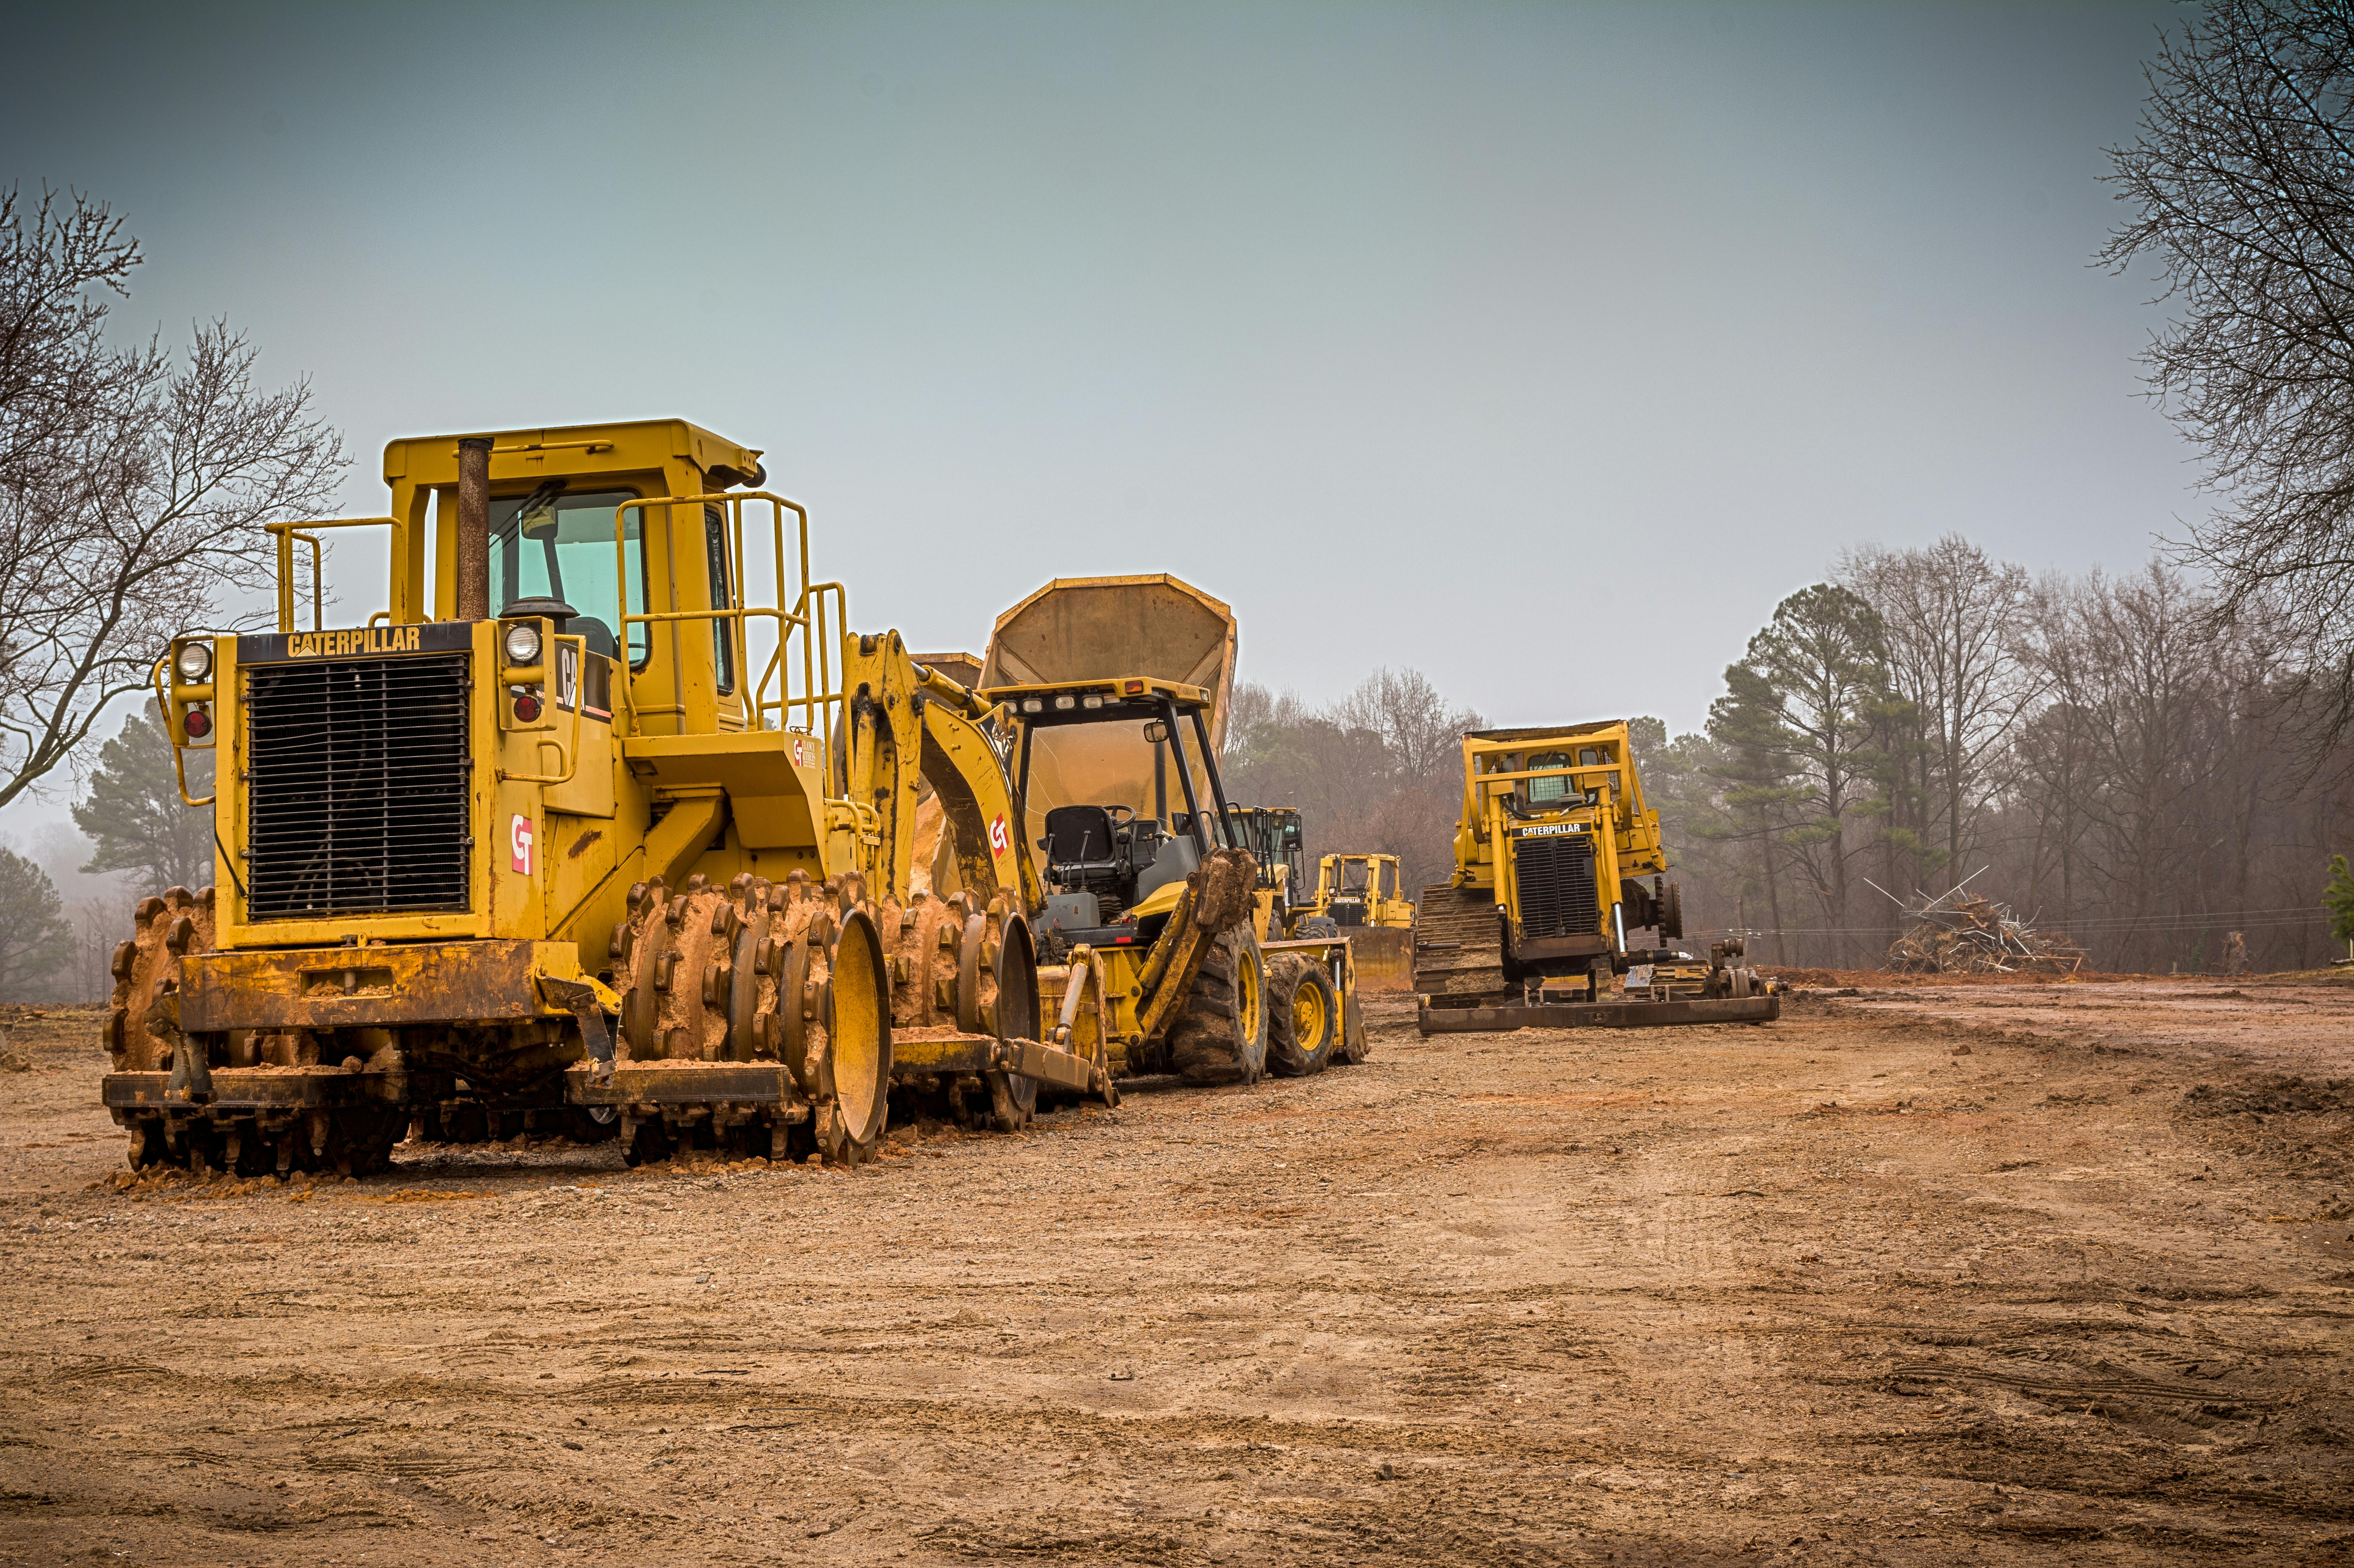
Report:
1224,806,1313,940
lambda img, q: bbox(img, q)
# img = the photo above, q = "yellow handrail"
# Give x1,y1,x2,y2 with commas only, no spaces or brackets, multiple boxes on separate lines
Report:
264,517,395,632
611,490,846,781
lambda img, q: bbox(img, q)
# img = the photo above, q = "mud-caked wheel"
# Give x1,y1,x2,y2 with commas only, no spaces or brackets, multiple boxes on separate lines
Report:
1168,926,1268,1085
1264,954,1338,1078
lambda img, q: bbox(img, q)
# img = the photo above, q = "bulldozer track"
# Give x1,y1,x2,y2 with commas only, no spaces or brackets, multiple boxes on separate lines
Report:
1412,883,1506,999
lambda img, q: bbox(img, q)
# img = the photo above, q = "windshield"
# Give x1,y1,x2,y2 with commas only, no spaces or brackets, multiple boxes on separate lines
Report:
494,488,648,666
1341,859,1369,892
1527,751,1573,804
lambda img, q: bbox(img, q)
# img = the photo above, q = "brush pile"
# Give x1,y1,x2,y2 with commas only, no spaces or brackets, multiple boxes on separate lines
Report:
1884,886,2085,976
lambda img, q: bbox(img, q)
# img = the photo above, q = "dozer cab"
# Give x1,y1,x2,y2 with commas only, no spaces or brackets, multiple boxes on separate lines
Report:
988,677,1368,1081
105,417,1203,1175
1412,722,1776,1035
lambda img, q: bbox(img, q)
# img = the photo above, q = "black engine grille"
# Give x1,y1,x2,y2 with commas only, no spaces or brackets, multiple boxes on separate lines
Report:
245,653,472,917
1515,833,1600,940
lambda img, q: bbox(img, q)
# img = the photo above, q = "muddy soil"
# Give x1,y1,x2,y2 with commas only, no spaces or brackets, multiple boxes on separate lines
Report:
1,979,2350,1566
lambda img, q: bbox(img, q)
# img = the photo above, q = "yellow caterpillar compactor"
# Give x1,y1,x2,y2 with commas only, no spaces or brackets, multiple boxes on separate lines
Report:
1412,722,1776,1035
104,419,1312,1176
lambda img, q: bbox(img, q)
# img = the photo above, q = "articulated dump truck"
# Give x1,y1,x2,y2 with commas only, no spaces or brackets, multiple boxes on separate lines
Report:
1413,722,1777,1035
104,419,1330,1177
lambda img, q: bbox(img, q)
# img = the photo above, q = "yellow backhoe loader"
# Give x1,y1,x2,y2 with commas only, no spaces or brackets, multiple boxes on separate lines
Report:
983,677,1367,1079
104,418,1277,1174
1412,722,1776,1034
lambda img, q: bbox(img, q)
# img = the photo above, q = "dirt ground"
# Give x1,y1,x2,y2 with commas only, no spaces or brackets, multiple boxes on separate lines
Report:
2,977,2350,1566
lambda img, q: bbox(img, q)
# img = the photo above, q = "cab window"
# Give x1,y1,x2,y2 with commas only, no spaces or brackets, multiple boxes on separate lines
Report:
494,489,648,667
1527,750,1573,804
706,506,735,696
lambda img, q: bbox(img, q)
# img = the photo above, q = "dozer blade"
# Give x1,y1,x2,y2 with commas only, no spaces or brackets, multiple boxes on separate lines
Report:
1346,925,1416,991
1416,994,1782,1034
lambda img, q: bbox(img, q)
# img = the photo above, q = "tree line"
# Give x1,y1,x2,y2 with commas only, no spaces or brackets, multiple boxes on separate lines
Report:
1642,540,2352,974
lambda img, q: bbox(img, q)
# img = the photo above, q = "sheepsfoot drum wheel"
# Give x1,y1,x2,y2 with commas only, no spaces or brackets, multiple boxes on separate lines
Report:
1264,954,1338,1078
1168,926,1269,1085
971,911,1042,1132
807,905,892,1164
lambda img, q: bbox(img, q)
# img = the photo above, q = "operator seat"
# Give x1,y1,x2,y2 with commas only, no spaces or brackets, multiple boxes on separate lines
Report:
1043,805,1127,895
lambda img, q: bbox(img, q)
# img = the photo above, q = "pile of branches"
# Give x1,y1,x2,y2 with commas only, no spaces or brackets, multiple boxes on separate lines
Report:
1881,878,2085,976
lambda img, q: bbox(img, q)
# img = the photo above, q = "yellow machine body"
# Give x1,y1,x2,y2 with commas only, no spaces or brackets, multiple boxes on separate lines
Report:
108,418,1089,1173
1412,721,1777,1034
1311,852,1417,991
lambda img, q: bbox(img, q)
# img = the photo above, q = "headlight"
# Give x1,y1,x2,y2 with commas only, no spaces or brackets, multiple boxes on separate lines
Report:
174,641,213,683
502,621,544,665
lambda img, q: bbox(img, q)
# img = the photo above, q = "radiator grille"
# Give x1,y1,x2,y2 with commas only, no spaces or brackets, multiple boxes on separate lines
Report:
245,653,472,917
1515,834,1600,940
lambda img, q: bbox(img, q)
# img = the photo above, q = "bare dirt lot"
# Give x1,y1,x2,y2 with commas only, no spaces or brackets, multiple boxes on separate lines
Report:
2,978,2350,1566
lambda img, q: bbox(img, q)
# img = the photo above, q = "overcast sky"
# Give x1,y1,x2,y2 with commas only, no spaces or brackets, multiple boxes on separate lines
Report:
5,0,2197,834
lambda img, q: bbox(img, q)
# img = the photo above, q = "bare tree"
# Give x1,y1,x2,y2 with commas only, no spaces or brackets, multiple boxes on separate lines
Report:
1222,667,1484,899
2102,0,2354,742
1841,535,2038,892
0,184,344,809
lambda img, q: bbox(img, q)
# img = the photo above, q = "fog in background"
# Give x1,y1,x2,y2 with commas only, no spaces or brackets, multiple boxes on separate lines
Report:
3,0,2194,850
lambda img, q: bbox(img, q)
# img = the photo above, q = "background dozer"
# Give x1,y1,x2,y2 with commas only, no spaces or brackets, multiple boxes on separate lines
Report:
105,418,1272,1175
1308,853,1418,990
1412,722,1775,1035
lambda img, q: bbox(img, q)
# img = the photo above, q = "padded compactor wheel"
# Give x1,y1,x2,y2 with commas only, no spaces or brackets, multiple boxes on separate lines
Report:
1265,954,1337,1077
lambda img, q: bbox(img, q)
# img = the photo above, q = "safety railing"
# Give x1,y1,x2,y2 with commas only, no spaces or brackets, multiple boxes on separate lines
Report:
265,517,395,631
613,491,846,784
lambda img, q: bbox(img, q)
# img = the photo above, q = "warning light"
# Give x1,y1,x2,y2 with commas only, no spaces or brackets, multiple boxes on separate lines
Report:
182,707,211,740
514,692,543,722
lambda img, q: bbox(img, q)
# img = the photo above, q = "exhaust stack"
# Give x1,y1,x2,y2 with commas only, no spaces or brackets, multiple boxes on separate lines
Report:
455,436,491,620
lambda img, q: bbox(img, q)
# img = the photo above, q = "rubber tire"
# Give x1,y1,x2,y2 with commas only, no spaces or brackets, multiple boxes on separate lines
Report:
1297,915,1340,940
1168,926,1269,1085
1265,954,1338,1078
1661,879,1684,941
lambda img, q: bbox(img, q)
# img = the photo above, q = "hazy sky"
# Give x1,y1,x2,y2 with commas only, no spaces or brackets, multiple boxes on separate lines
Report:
6,0,2195,781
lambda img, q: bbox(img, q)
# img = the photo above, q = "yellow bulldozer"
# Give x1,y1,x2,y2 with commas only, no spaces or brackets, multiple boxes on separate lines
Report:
1306,853,1418,990
1412,722,1775,1034
104,418,1320,1175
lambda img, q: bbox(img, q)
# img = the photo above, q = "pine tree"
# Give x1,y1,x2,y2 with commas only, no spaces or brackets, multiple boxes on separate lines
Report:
2325,854,2354,952
72,707,214,894
0,849,73,1001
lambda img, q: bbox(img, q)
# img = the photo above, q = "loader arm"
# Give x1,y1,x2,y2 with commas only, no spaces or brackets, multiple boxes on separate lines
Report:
839,631,1039,910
